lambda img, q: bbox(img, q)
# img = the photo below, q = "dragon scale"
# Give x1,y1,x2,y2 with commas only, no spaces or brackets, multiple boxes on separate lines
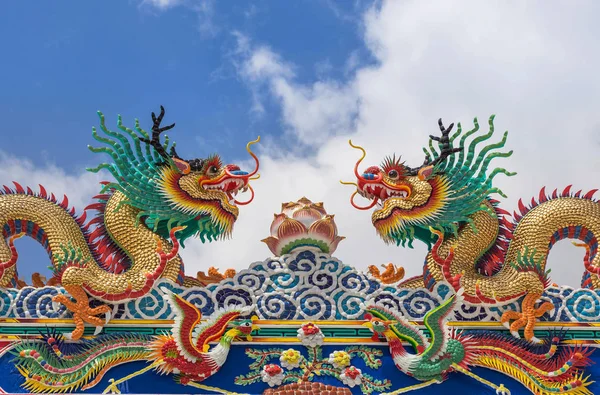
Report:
0,106,260,340
0,190,182,293
425,196,600,298
349,115,600,342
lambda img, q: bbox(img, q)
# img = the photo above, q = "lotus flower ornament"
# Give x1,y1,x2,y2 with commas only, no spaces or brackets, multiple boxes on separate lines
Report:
262,197,345,256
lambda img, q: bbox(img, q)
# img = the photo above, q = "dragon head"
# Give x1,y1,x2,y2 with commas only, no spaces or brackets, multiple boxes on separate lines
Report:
89,106,260,246
344,116,514,248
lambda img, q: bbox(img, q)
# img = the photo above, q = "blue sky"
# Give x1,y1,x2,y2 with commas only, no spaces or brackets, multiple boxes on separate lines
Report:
2,1,373,169
2,1,599,287
1,0,376,281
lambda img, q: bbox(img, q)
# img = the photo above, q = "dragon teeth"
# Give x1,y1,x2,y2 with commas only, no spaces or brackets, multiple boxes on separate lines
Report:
206,178,246,193
362,184,408,203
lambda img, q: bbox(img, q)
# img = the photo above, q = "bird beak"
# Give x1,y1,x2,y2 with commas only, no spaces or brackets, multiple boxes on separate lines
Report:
362,322,380,341
246,321,260,341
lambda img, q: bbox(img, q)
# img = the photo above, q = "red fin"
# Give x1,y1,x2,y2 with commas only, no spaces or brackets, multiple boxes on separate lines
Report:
518,199,527,215
85,203,106,212
538,187,547,203
513,212,522,222
60,195,69,209
584,189,598,199
13,182,25,194
76,211,87,225
495,207,510,216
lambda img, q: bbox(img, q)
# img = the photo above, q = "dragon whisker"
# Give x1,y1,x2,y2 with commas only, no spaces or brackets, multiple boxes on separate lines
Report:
243,136,261,178
350,190,379,210
340,180,358,187
233,184,255,206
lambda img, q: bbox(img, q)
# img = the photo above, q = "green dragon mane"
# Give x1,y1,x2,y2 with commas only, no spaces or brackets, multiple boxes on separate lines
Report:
87,111,223,246
410,115,515,242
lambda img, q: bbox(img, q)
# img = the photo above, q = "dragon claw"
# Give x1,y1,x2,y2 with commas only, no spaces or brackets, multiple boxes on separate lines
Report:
500,293,554,343
94,311,112,335
53,285,112,341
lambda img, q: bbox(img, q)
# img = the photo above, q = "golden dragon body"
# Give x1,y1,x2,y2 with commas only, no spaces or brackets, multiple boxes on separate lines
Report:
0,106,259,339
347,116,600,342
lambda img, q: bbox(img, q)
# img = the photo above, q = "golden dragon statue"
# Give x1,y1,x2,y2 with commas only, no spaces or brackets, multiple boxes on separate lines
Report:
0,106,259,340
344,115,600,343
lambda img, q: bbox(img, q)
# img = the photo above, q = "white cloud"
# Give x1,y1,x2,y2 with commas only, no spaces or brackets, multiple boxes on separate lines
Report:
233,33,360,146
141,0,182,10
188,0,600,288
5,1,600,290
141,0,218,38
189,0,217,38
0,152,107,281
0,152,105,212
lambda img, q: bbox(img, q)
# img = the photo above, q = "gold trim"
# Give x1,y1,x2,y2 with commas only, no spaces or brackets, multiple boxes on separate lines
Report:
0,318,598,328
242,337,380,343
0,318,173,325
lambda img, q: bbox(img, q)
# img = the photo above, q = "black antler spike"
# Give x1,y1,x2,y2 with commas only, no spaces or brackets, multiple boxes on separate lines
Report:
139,105,176,159
427,118,462,167
406,118,462,176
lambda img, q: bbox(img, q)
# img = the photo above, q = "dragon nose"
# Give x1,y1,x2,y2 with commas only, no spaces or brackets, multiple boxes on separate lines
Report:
225,164,248,176
362,166,381,178
362,173,377,180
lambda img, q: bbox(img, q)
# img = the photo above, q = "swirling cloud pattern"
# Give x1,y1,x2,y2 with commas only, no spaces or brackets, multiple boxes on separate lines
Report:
2,249,599,322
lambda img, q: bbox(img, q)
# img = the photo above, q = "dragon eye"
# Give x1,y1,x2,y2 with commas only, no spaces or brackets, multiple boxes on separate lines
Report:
207,166,219,175
241,322,251,327
387,169,399,179
373,320,381,326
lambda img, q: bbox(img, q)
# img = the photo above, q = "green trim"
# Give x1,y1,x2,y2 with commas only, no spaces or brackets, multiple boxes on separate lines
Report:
1,325,598,341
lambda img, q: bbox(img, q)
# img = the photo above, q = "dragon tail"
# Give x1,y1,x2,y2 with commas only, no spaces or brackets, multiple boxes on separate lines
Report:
13,330,153,393
459,331,594,395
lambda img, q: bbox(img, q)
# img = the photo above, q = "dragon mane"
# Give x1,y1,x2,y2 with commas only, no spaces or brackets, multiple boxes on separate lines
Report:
86,111,224,246
396,115,516,245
